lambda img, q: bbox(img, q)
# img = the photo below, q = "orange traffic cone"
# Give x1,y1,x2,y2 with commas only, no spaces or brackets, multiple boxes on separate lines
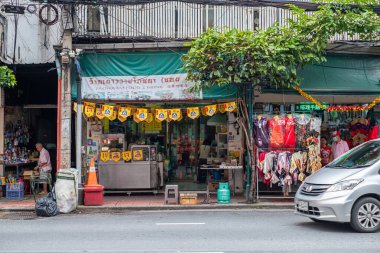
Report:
86,156,99,186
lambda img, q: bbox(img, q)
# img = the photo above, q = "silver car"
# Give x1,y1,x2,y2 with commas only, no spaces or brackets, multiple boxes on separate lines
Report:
295,140,380,233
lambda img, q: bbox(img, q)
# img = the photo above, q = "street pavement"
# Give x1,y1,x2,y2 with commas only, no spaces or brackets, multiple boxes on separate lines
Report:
0,209,379,253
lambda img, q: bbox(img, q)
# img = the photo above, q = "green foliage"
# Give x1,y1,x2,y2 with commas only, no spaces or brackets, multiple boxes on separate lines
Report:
183,3,380,90
0,66,17,88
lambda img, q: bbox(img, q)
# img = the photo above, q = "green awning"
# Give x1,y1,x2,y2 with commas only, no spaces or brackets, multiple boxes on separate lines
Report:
72,50,236,101
264,54,380,95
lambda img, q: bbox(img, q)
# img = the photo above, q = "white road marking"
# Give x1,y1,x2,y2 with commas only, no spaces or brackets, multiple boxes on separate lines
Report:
155,222,206,225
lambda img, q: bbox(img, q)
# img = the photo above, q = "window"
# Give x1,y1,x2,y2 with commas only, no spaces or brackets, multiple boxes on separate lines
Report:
327,141,380,168
87,5,100,32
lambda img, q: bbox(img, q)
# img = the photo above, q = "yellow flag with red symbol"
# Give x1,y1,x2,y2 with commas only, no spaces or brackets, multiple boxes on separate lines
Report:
100,151,110,162
96,108,105,120
111,152,121,162
122,151,132,162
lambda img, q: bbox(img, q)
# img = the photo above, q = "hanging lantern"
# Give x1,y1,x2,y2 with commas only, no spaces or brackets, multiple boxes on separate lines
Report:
100,151,110,162
168,109,182,121
155,109,168,121
122,151,132,162
102,105,114,119
187,107,200,119
96,108,105,120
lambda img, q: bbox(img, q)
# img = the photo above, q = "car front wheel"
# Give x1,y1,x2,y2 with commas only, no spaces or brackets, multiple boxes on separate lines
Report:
350,197,380,233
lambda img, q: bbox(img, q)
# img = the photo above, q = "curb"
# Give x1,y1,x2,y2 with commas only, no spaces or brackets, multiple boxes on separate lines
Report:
0,203,294,213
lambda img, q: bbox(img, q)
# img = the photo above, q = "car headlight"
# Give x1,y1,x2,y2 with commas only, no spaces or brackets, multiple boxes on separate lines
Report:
326,179,364,192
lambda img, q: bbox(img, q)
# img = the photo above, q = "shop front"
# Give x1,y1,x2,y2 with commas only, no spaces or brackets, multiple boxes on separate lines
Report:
74,50,245,194
0,64,58,197
253,54,380,198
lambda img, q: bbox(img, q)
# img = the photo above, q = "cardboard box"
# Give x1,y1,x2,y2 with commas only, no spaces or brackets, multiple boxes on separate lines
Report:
180,193,198,205
208,182,219,191
22,171,34,179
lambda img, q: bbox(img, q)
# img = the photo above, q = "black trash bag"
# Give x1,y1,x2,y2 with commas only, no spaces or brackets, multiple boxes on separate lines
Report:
35,188,59,217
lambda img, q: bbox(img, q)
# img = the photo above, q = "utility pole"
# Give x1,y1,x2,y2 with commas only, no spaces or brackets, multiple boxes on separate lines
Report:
59,5,73,170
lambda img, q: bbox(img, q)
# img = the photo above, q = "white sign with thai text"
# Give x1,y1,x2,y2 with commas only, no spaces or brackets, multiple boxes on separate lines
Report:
81,73,201,101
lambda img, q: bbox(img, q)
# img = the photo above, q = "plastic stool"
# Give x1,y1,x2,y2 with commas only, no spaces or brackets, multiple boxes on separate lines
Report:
164,185,179,204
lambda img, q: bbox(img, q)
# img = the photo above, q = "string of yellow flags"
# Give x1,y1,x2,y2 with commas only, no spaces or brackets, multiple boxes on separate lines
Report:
73,101,238,123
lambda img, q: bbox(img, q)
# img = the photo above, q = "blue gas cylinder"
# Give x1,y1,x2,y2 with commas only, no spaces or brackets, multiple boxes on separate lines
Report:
217,182,230,204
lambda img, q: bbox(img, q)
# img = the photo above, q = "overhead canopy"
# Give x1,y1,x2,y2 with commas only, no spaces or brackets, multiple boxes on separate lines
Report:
264,54,380,95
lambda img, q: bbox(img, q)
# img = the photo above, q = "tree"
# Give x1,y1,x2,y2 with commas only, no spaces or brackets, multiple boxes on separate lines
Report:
0,66,17,88
182,3,380,203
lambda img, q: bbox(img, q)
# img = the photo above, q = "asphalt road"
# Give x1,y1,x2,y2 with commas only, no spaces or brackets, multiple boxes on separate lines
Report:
0,209,379,253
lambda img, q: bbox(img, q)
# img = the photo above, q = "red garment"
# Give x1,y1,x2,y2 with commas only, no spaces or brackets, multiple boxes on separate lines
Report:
268,117,285,149
369,125,379,140
320,146,332,166
284,116,296,151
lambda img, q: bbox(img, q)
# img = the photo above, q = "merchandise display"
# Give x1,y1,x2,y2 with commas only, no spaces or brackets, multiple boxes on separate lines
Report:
255,113,322,196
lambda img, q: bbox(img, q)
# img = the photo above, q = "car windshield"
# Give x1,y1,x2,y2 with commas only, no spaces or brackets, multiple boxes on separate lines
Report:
327,141,380,168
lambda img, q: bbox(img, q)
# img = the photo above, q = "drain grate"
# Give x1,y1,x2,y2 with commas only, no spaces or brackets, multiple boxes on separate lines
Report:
0,211,38,220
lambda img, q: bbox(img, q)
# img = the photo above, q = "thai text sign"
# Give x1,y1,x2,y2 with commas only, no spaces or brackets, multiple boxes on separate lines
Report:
81,74,201,101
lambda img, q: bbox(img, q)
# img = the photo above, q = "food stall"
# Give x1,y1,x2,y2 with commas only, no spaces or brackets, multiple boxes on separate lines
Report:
98,134,159,192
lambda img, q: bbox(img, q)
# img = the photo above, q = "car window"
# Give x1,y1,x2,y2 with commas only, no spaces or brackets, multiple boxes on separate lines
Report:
328,141,380,168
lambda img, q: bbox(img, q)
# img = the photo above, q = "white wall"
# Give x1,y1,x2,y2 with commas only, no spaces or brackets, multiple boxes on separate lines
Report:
0,1,63,64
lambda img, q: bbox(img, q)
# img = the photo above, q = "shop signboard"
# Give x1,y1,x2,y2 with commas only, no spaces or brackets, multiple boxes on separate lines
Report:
81,74,201,101
295,102,329,111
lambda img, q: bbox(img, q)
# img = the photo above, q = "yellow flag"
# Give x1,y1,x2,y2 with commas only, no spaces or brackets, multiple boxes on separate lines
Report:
84,102,96,108
118,114,127,122
96,108,105,120
204,105,217,116
135,108,148,122
225,102,237,112
122,151,132,162
111,152,121,162
218,104,226,114
108,110,117,121
100,151,110,162
84,105,95,118
155,109,168,121
168,109,182,121
102,105,114,118
73,102,77,113
146,113,153,123
187,107,200,119
133,149,143,161
133,113,141,123
118,107,131,119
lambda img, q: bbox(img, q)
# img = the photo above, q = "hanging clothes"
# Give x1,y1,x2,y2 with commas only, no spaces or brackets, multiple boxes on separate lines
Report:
268,116,285,149
294,114,311,149
307,144,322,174
253,117,270,149
284,115,296,151
263,152,278,175
290,151,308,181
369,125,379,140
276,152,291,175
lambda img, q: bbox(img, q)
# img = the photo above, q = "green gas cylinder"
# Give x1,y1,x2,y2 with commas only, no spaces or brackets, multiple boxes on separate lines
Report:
217,182,230,204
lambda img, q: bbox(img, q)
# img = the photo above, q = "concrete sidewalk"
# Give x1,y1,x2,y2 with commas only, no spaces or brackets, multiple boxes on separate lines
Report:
0,194,294,212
